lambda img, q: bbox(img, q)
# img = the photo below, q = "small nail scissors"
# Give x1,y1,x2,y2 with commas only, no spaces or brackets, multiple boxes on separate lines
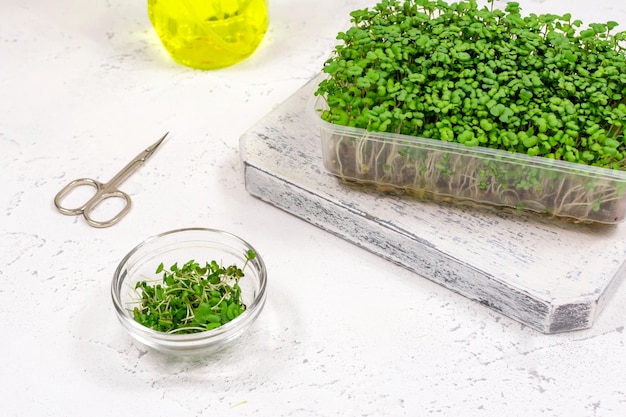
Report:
54,132,168,228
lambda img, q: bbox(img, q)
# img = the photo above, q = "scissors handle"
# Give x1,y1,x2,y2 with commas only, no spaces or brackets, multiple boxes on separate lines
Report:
54,178,104,215
82,188,132,228
54,178,132,228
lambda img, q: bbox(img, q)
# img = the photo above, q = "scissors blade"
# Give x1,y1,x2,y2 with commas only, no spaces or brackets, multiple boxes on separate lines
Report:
105,132,169,189
141,131,169,162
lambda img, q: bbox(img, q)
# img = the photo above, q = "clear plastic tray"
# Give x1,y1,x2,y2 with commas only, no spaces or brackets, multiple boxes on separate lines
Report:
311,93,626,224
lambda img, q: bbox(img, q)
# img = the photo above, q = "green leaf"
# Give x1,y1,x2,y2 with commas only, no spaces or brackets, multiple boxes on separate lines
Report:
480,119,494,131
499,108,514,123
194,303,221,324
347,65,364,76
490,103,506,117
357,77,371,88
522,135,538,148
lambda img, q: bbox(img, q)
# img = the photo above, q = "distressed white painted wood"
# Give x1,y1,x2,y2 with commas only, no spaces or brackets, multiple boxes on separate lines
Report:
240,79,626,333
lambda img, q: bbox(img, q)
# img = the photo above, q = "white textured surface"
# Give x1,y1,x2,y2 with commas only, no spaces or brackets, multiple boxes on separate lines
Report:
2,0,626,416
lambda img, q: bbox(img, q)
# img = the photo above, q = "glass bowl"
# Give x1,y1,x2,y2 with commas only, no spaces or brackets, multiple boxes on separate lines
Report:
111,227,267,356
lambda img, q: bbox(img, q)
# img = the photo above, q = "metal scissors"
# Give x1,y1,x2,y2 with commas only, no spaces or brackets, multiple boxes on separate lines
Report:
54,132,168,228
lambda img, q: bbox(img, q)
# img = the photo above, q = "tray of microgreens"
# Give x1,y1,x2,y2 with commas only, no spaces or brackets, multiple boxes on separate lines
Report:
312,0,626,224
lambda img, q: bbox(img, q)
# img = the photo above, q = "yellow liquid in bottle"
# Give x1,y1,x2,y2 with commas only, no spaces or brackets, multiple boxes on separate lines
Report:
148,0,269,70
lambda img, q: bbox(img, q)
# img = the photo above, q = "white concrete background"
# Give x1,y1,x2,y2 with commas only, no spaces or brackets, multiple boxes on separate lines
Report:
1,1,626,416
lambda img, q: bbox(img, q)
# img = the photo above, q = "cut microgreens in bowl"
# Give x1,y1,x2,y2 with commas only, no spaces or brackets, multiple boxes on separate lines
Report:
312,0,626,223
132,250,257,334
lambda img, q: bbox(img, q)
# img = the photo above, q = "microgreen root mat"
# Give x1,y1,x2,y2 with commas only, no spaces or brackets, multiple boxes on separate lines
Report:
240,78,626,334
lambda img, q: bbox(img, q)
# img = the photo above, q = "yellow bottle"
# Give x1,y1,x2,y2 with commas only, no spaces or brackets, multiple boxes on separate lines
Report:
148,0,269,70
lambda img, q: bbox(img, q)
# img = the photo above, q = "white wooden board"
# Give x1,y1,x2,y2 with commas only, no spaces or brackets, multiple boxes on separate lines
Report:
240,78,626,333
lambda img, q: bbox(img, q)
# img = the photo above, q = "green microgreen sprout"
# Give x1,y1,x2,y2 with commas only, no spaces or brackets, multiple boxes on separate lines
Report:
314,0,626,222
131,249,257,334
